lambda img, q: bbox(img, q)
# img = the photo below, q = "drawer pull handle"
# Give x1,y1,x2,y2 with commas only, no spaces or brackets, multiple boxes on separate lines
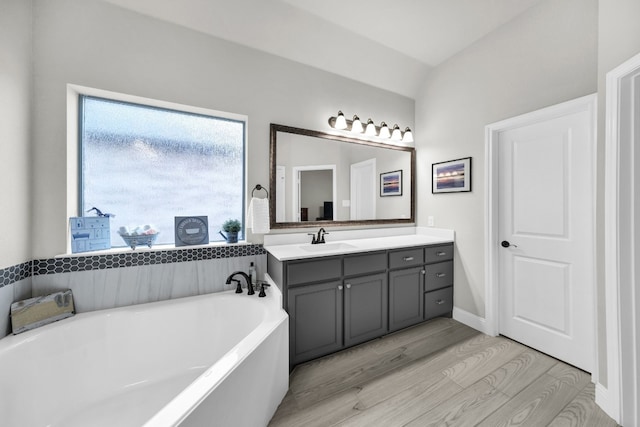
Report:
436,252,447,256
436,273,446,278
346,284,352,289
435,299,446,305
338,285,343,291
403,256,415,262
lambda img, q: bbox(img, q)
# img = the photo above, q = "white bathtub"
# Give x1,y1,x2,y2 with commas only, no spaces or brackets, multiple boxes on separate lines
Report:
0,279,289,427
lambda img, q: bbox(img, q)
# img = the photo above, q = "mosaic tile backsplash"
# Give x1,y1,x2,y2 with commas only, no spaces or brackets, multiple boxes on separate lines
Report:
0,244,266,288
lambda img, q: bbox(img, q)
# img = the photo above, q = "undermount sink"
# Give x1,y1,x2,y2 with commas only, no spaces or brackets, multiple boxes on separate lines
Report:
299,242,357,252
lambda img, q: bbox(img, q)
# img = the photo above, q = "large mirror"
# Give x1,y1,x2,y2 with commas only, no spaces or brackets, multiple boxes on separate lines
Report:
269,124,415,229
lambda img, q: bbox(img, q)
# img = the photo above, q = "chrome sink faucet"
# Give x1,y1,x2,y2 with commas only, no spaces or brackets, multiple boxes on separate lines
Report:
308,227,329,244
226,271,255,295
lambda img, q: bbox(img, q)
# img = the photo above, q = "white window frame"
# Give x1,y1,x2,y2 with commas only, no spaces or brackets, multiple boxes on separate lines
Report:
66,84,248,253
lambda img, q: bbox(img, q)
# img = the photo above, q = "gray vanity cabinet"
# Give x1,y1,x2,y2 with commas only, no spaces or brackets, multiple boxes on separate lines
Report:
344,272,388,348
288,280,344,365
388,247,425,332
268,241,454,367
389,266,425,332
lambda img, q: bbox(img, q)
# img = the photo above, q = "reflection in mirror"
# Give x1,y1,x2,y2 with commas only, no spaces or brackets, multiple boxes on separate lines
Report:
269,124,415,229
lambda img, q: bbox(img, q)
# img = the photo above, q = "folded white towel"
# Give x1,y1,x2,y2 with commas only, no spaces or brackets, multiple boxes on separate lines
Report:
247,197,270,234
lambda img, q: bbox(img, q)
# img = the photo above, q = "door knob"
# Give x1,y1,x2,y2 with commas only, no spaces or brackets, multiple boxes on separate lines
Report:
501,240,518,248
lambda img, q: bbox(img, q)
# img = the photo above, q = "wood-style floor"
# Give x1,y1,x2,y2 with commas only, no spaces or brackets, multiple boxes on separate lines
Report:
268,318,618,427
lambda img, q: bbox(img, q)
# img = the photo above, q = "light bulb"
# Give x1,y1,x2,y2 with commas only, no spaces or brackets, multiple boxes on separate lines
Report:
402,127,414,143
334,110,347,130
365,118,377,136
379,122,391,139
391,124,402,141
351,115,363,133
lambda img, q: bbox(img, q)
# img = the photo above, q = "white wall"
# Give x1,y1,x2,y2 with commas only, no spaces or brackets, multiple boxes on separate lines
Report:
415,0,598,318
0,0,32,268
0,0,33,336
30,0,414,258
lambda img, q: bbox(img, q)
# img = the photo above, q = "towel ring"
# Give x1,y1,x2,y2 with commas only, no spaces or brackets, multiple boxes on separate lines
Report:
251,184,269,198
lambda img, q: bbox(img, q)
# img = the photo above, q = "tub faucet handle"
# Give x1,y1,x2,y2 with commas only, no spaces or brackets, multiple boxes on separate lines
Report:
231,279,242,294
258,283,271,298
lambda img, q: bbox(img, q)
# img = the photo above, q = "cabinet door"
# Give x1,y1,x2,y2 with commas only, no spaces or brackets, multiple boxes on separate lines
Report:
289,280,343,365
388,266,424,332
344,273,388,347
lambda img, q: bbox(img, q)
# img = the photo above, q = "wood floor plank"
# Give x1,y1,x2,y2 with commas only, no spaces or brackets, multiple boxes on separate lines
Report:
289,341,379,392
476,373,584,427
443,338,527,388
337,375,462,427
268,387,361,427
546,362,592,390
402,322,483,360
368,317,458,355
292,346,410,408
481,349,557,397
356,326,502,409
268,389,299,423
547,383,620,427
404,380,510,427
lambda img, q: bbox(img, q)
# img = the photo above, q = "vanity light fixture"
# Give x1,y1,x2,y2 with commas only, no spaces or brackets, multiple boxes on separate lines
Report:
334,110,348,130
328,112,414,145
402,127,414,143
378,122,391,139
351,115,364,133
390,124,402,141
365,118,377,136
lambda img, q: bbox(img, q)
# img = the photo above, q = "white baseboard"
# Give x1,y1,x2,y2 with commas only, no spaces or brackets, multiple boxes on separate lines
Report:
595,382,620,423
452,307,493,335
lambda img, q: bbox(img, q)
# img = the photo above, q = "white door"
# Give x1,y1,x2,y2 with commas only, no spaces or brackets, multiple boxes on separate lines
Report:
497,97,595,372
350,159,376,220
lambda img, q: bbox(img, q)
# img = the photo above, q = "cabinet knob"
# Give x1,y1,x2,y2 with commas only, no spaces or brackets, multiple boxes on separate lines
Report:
435,299,445,305
346,284,352,289
403,256,414,262
338,285,343,291
436,273,446,278
421,270,426,275
436,252,447,256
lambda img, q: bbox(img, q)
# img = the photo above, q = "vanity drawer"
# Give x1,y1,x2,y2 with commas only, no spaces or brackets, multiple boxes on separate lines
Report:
389,247,424,269
344,251,387,277
424,286,453,320
287,257,342,286
424,261,453,292
424,244,454,264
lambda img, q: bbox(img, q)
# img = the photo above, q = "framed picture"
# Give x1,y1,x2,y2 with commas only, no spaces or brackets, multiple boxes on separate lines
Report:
432,157,472,193
380,170,403,197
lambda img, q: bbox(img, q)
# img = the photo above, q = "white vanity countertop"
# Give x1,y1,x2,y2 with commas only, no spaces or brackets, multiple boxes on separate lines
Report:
264,227,454,261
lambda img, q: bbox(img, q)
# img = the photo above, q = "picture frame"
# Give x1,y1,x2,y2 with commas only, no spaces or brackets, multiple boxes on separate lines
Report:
432,157,472,193
380,170,403,197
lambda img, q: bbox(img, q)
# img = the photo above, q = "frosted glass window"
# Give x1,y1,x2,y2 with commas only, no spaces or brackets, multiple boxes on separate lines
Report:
79,96,245,247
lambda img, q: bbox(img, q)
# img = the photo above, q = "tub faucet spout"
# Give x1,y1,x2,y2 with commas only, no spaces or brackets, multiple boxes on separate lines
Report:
226,272,255,295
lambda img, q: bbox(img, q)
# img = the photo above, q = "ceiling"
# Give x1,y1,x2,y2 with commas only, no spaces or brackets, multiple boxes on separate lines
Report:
101,0,542,98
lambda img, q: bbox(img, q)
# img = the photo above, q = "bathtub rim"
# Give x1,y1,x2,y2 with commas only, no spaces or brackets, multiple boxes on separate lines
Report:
143,275,287,427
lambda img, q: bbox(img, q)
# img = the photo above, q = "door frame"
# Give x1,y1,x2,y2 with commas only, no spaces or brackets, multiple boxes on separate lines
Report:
292,164,337,222
602,51,640,425
484,94,598,373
